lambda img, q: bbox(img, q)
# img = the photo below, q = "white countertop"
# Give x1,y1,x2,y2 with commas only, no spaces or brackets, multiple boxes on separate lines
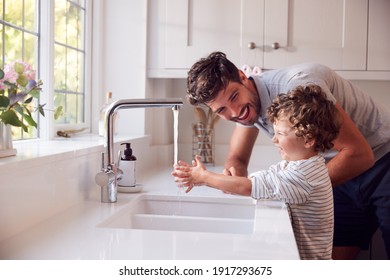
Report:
0,166,299,260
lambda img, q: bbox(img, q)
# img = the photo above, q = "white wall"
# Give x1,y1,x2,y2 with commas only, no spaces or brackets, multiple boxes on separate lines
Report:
93,0,148,136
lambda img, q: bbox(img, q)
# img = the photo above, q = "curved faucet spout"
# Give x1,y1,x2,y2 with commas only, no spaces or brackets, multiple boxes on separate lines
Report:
96,98,183,203
105,98,183,166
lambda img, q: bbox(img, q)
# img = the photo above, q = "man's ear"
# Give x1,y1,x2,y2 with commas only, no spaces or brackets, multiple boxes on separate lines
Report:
238,69,247,82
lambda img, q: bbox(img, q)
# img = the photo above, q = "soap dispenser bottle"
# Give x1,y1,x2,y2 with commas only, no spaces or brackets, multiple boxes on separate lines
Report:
118,143,137,191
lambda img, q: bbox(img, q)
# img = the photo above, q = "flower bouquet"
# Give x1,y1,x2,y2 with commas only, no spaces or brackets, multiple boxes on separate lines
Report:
0,61,62,132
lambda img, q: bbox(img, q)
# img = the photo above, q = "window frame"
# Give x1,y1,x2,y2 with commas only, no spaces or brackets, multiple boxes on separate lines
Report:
0,0,92,140
41,0,92,138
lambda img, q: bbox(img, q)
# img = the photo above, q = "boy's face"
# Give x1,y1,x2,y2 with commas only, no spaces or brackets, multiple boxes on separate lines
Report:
272,119,316,161
206,71,260,126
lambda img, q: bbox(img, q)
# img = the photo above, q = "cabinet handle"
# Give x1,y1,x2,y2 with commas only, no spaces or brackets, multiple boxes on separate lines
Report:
272,42,280,50
249,42,281,50
248,42,257,49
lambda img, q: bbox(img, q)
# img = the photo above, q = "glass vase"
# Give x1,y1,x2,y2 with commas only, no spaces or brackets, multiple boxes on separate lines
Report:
0,123,17,158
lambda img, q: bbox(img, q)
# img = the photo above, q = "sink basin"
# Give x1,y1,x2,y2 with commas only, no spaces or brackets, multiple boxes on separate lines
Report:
99,194,257,234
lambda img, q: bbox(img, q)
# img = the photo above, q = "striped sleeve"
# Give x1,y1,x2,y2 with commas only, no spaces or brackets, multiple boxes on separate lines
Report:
250,156,325,204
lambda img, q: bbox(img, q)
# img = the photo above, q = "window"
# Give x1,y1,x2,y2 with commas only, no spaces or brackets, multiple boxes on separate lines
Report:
0,0,90,140
53,0,85,126
0,0,40,139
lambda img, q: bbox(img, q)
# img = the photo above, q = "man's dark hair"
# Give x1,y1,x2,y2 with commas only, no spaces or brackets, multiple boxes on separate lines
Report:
186,52,241,106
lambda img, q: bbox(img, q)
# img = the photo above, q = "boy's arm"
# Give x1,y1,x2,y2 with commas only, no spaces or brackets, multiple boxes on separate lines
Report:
173,156,252,196
200,169,252,196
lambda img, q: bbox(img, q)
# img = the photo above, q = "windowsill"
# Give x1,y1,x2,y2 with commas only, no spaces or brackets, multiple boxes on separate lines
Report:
0,133,148,173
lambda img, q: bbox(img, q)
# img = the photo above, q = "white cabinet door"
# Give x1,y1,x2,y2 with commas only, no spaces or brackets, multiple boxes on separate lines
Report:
164,0,264,69
263,0,368,70
367,0,390,71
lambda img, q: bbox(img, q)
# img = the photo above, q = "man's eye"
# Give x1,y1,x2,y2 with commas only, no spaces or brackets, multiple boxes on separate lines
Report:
216,108,225,114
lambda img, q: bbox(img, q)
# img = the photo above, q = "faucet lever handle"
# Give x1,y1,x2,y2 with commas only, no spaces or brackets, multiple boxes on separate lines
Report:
100,152,105,171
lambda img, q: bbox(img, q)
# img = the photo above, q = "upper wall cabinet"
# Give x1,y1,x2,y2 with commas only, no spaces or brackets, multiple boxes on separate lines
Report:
147,0,390,79
367,0,390,71
147,0,264,77
263,0,367,70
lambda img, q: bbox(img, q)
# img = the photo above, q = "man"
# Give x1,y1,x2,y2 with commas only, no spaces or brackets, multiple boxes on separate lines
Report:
186,51,390,259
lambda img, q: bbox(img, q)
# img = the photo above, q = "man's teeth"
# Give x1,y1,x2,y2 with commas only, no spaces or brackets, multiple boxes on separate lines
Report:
238,106,248,120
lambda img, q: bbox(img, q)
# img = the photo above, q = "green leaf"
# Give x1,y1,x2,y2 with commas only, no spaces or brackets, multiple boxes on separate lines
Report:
23,113,38,128
24,96,33,104
0,69,4,80
14,62,25,74
54,106,63,120
23,105,32,117
0,95,10,108
17,74,28,87
38,104,46,116
13,103,24,115
29,89,40,98
0,110,23,127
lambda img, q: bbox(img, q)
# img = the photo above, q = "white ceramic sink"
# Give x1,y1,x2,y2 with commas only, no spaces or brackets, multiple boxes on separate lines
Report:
99,194,257,234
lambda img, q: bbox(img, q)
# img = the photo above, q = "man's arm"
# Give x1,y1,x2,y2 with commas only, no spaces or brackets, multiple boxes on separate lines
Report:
328,103,375,186
223,125,259,177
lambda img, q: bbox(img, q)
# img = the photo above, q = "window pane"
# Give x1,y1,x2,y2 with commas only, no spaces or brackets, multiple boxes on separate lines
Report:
68,2,84,49
1,0,87,139
66,48,83,92
4,26,23,60
24,0,38,31
0,1,3,20
54,0,67,45
1,0,40,140
54,92,84,124
54,0,85,126
4,0,23,27
23,33,38,65
54,44,67,90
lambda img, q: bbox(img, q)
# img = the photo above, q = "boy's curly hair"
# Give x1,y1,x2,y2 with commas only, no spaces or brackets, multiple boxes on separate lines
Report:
267,84,340,152
186,52,241,106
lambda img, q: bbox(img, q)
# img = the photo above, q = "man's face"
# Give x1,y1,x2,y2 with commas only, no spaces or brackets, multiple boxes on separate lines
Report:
206,71,260,126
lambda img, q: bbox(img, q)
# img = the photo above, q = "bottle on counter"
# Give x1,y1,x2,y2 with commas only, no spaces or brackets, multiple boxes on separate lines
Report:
98,91,113,137
118,142,139,192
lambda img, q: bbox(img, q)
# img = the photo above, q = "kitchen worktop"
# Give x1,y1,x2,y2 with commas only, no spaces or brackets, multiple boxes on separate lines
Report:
0,166,299,260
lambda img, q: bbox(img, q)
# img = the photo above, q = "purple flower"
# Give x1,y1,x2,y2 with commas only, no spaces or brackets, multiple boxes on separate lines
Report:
26,80,37,91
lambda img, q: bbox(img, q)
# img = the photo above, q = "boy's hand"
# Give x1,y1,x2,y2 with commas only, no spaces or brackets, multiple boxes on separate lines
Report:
171,155,206,193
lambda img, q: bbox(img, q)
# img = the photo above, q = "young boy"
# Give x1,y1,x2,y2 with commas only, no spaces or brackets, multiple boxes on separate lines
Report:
172,84,340,260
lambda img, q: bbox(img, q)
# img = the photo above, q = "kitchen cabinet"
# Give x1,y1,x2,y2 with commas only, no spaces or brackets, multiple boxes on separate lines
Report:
263,0,367,70
147,0,265,77
367,0,390,71
147,0,389,79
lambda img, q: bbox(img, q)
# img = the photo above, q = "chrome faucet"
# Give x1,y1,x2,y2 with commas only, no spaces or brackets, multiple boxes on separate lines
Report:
95,98,183,203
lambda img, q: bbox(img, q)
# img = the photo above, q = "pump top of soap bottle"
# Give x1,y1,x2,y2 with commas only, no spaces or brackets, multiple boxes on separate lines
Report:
121,143,137,161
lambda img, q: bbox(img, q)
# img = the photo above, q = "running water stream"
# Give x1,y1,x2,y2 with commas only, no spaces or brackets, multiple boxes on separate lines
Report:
173,107,179,165
172,107,185,214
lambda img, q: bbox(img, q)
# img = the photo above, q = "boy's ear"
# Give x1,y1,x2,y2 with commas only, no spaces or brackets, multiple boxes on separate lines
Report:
304,138,316,149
